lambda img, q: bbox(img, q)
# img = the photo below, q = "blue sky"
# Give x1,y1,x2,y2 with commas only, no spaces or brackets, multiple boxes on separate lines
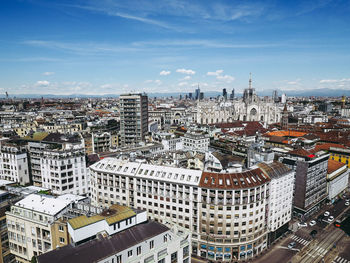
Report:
1,0,350,95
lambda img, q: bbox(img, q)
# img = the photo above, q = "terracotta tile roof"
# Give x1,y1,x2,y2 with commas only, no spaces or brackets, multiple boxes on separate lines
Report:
328,159,346,174
200,168,269,189
288,148,320,158
315,143,347,151
265,130,307,137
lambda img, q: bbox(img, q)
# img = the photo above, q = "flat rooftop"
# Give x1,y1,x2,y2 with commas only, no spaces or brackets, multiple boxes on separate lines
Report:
68,204,136,230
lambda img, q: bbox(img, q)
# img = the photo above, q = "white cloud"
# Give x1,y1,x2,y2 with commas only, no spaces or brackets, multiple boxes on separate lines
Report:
181,76,191,81
217,75,235,82
207,70,234,83
144,79,162,85
178,82,188,87
207,70,223,76
176,68,195,75
320,78,350,83
160,70,171,76
35,80,50,87
43,72,55,76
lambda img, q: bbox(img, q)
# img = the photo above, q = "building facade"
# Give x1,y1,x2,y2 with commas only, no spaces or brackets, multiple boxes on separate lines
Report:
281,149,329,218
40,148,88,196
197,77,281,125
38,220,190,263
89,158,294,261
0,145,30,185
327,159,349,202
6,194,86,262
182,132,210,152
120,93,148,146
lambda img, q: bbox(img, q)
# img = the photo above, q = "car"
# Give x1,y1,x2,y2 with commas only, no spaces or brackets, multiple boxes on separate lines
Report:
328,216,334,222
309,220,316,226
298,222,308,227
346,199,350,202
334,219,341,227
345,201,349,206
288,242,296,249
324,211,330,217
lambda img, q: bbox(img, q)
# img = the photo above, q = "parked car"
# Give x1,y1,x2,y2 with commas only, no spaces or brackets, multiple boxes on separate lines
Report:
288,242,296,249
328,216,334,222
345,201,349,206
334,219,341,227
324,211,330,217
298,222,307,227
309,220,316,226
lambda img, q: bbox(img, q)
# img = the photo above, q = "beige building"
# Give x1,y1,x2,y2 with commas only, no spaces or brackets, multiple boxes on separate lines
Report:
6,194,86,262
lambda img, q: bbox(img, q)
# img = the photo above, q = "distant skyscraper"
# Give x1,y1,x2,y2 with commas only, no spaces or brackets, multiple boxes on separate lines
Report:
188,92,193,100
272,90,279,103
199,92,204,100
195,86,200,100
222,88,227,100
120,93,148,146
230,88,235,100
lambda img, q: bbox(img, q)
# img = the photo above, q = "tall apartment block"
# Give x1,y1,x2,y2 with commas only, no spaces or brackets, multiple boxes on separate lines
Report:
281,148,329,218
120,93,148,146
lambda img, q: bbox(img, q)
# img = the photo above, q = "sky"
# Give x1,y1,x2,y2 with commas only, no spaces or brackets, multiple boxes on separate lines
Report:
1,0,350,95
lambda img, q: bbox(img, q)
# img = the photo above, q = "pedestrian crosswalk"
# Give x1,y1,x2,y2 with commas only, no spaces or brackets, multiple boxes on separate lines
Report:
291,235,310,246
332,256,350,263
312,245,327,256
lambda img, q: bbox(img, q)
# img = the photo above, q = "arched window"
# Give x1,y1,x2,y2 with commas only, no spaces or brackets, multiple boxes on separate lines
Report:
250,108,257,116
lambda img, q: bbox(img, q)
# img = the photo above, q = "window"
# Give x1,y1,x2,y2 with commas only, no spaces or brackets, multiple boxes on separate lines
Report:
137,246,142,255
150,240,154,249
128,250,133,257
59,237,65,244
171,252,177,263
163,234,167,242
116,255,122,263
58,225,64,232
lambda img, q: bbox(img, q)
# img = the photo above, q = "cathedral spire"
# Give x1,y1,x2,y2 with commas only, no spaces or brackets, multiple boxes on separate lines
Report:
249,72,252,89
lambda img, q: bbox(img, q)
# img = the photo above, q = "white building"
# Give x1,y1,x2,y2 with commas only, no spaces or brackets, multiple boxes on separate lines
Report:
6,193,87,262
197,76,282,125
89,158,293,261
67,204,147,244
327,159,349,202
182,131,209,152
0,144,30,185
157,133,183,152
302,114,328,124
259,162,294,243
41,147,89,196
38,220,190,263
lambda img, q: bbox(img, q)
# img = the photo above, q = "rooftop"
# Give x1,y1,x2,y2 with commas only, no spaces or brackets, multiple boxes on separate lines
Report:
38,221,169,263
328,159,346,174
200,167,270,189
266,130,307,138
68,205,136,230
14,193,83,216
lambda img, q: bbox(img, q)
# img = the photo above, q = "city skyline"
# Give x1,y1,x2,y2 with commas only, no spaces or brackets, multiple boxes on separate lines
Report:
1,0,350,95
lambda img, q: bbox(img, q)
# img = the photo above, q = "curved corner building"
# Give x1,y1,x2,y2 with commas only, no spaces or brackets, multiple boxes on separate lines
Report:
89,159,294,262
